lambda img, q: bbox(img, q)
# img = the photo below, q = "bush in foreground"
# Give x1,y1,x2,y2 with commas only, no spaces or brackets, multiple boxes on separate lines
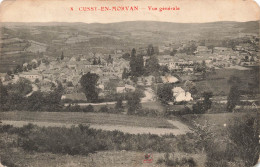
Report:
157,152,197,167
0,124,180,156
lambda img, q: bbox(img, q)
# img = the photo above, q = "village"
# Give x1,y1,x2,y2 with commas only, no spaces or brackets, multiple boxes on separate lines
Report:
0,33,259,109
0,20,259,167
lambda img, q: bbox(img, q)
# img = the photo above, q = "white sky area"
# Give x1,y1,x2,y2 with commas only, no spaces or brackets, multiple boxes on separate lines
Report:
0,0,259,23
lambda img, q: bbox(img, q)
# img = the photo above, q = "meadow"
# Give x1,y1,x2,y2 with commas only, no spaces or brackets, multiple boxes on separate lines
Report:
0,111,175,129
195,67,259,96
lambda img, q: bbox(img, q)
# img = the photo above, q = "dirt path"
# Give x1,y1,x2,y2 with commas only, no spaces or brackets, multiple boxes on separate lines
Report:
1,119,191,136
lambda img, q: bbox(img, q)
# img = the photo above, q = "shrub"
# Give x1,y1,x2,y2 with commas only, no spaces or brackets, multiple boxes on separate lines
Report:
99,106,109,113
0,124,180,156
84,104,94,112
157,152,197,167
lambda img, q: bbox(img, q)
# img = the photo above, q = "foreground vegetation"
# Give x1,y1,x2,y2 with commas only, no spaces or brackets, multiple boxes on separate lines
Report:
0,110,258,167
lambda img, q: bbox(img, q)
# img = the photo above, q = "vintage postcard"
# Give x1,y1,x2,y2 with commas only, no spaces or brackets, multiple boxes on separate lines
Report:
0,0,259,166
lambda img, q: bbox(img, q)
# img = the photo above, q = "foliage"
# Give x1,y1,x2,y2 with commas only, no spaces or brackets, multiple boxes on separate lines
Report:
157,152,197,167
115,97,124,110
147,44,155,56
60,51,64,60
144,55,160,75
122,68,129,79
170,49,177,56
99,105,109,112
122,53,130,60
226,85,240,112
1,83,63,112
179,43,196,55
80,72,99,102
157,84,173,104
6,78,32,96
159,65,170,76
0,81,8,104
192,91,213,114
126,92,141,114
226,116,259,166
129,48,144,77
85,104,94,112
0,124,181,156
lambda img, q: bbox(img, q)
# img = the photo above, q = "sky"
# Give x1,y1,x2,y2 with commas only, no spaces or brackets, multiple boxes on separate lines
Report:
0,0,259,23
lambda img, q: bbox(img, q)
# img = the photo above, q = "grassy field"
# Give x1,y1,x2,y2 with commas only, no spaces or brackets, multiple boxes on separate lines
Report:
0,111,175,129
181,112,257,134
195,68,259,96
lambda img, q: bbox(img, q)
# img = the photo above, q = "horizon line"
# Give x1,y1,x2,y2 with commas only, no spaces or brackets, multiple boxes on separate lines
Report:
1,20,260,24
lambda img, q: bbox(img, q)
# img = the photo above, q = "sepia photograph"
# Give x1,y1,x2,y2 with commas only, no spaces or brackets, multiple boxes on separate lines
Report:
0,0,259,166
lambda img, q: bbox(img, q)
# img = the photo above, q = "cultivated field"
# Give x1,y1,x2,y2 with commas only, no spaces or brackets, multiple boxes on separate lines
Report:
0,111,174,128
195,67,259,96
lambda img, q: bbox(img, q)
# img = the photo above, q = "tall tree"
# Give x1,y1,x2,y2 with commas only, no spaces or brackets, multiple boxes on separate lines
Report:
147,44,154,56
227,85,240,112
107,55,113,64
202,91,213,110
93,58,97,65
135,54,144,76
0,81,8,110
130,48,137,77
122,68,128,79
98,57,101,65
127,92,141,114
115,97,124,110
80,72,99,102
145,55,160,75
61,51,64,60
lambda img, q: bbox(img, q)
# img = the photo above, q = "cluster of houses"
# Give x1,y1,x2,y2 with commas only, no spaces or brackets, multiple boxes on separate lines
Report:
157,44,259,72
1,35,259,104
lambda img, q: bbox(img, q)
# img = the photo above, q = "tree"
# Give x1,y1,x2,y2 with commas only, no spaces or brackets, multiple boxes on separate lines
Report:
130,48,137,77
122,53,130,60
93,58,97,65
135,54,144,76
202,91,213,110
107,55,113,64
170,49,177,56
122,68,128,80
0,81,8,110
14,65,23,74
98,57,101,65
99,105,109,112
226,85,240,112
157,84,173,104
145,55,160,75
245,55,249,62
7,70,12,76
131,48,136,57
147,44,154,56
227,116,259,167
9,78,32,96
61,51,64,60
43,82,63,111
84,104,94,112
115,97,123,110
192,91,213,114
80,72,99,102
27,64,32,70
159,65,169,76
127,92,141,114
